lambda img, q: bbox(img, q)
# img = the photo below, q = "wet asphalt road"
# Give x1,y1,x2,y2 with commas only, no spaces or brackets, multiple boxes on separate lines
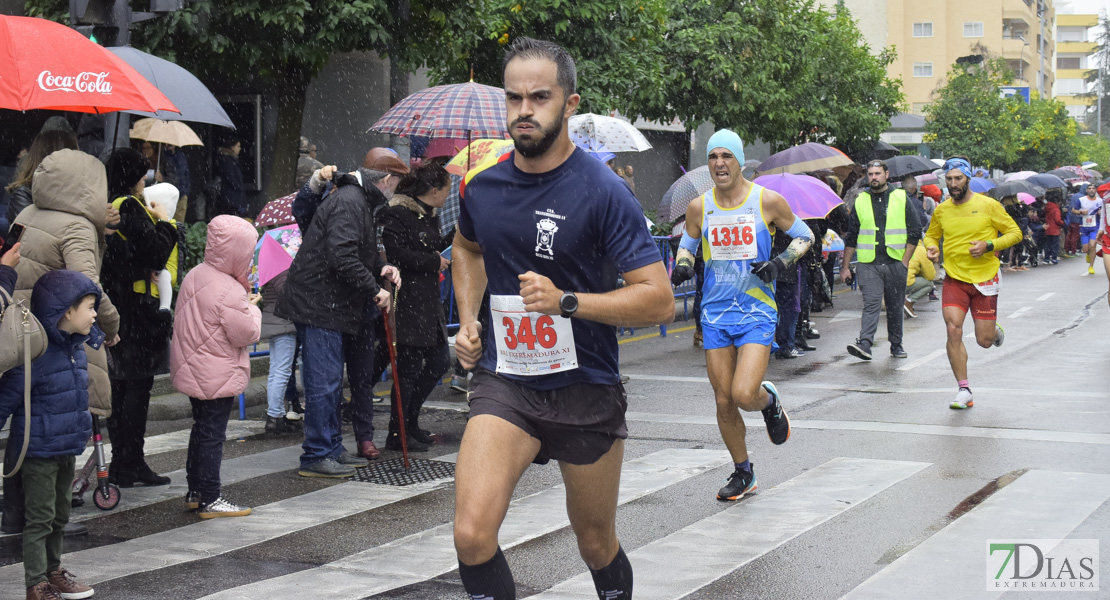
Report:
0,256,1107,600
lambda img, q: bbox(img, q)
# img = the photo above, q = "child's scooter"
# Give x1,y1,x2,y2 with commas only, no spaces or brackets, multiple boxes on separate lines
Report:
71,415,120,510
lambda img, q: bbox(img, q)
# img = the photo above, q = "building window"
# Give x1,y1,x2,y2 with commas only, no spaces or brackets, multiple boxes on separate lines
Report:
964,22,984,37
1055,78,1087,95
1057,27,1085,42
913,62,934,77
913,22,933,37
1065,105,1087,121
911,103,931,115
1057,57,1081,69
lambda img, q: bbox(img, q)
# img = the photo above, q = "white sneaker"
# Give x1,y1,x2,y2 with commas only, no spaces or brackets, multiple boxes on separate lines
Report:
197,497,251,519
285,410,303,421
992,324,1004,347
949,388,974,410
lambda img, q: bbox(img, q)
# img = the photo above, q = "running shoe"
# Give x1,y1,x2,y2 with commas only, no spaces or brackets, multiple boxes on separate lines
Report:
1088,265,1096,275
950,387,974,409
993,324,1004,347
449,375,468,393
847,339,872,361
717,465,757,501
761,381,791,445
890,344,908,358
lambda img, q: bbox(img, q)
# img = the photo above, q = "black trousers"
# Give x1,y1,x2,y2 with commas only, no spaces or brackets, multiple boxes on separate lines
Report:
107,376,155,475
186,397,233,504
390,343,451,431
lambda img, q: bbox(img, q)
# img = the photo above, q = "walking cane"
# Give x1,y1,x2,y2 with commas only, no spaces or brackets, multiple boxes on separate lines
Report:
381,284,411,471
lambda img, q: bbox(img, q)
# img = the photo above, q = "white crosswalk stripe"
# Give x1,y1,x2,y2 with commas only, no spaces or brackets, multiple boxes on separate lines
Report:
2,434,1103,599
0,477,451,589
841,470,1110,599
531,457,931,599
199,449,731,600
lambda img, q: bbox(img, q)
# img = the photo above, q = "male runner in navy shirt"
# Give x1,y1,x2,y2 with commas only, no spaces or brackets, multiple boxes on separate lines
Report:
451,37,674,600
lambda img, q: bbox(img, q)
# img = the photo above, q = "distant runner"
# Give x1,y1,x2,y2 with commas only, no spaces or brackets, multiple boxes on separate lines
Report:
923,157,1022,409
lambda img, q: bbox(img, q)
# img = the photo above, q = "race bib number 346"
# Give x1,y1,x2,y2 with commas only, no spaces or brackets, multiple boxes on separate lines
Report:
491,295,577,376
708,214,758,261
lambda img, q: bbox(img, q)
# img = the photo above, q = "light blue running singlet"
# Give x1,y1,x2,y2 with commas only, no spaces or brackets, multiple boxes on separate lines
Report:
699,185,777,327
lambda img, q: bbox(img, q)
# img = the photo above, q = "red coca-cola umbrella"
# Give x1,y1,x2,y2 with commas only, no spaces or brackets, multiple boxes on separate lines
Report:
0,15,178,114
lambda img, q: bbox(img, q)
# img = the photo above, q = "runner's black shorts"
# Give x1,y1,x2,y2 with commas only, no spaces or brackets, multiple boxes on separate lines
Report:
467,370,628,466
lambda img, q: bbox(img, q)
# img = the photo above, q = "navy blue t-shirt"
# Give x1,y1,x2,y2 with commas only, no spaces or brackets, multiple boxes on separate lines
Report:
458,148,661,390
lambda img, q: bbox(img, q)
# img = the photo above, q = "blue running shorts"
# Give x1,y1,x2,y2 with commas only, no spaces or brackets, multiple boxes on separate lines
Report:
702,320,778,351
1080,228,1099,246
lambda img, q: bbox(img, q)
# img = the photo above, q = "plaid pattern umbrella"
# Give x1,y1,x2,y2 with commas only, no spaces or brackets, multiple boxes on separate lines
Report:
440,174,465,237
369,82,508,139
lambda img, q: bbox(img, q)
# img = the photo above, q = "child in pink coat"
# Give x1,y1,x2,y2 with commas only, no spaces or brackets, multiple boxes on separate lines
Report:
169,215,261,518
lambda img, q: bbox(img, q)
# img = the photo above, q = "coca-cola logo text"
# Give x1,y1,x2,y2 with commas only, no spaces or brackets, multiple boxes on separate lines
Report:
37,71,113,94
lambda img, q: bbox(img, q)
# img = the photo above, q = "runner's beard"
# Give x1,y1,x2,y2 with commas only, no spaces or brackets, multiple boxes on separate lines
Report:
511,107,565,159
869,179,885,190
951,184,970,200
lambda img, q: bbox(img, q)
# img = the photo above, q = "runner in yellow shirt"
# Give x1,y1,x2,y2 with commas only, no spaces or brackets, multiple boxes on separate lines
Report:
923,156,1022,409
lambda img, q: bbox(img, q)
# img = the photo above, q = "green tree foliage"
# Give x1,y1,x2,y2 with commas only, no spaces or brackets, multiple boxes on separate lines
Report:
623,0,902,154
924,58,1017,168
1076,131,1110,174
426,0,669,115
1008,93,1077,172
926,57,1079,171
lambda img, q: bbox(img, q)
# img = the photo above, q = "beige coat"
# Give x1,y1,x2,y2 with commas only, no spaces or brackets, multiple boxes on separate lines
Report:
13,149,119,416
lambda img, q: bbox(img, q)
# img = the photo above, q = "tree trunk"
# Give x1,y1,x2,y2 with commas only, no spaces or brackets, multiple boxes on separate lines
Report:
388,0,412,161
265,67,311,198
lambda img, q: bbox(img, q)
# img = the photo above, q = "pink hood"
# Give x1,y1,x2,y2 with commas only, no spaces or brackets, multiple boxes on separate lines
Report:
169,216,261,400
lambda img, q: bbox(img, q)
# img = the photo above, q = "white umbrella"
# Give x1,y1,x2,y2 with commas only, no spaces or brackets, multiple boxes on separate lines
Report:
130,119,203,147
568,114,652,153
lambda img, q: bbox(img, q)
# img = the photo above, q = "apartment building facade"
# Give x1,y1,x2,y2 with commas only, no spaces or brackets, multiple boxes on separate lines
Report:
1054,13,1100,126
820,0,1057,115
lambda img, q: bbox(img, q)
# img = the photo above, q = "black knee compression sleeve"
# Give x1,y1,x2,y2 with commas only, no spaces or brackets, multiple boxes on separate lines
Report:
589,545,633,600
458,546,515,600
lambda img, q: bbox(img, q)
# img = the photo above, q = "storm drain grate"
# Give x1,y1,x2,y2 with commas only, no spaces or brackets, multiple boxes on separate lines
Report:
353,458,456,486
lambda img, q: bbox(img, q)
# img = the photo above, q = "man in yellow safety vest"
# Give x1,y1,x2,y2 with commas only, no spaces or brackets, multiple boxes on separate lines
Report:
840,159,922,361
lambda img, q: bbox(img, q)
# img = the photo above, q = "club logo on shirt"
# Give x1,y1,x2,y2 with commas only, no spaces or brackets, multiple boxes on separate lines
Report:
534,209,566,260
536,218,559,258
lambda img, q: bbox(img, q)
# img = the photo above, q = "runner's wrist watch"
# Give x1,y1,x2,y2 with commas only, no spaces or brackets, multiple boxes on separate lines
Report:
559,291,578,318
986,241,994,252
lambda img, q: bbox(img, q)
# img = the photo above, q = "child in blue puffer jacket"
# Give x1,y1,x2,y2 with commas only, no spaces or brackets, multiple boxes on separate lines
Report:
0,270,101,600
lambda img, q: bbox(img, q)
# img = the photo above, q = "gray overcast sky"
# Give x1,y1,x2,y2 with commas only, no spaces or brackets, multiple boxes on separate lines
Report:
1056,0,1109,16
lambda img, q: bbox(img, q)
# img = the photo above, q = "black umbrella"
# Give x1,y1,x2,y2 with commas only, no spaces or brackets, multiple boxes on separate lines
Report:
1044,168,1085,183
1026,173,1068,189
867,140,900,161
107,47,235,128
884,155,938,179
989,180,1046,199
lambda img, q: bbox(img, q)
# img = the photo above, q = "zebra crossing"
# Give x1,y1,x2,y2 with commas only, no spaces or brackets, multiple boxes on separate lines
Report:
0,420,1105,600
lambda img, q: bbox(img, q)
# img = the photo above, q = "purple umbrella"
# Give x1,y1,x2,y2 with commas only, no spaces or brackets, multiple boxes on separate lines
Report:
755,142,854,176
753,173,844,219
